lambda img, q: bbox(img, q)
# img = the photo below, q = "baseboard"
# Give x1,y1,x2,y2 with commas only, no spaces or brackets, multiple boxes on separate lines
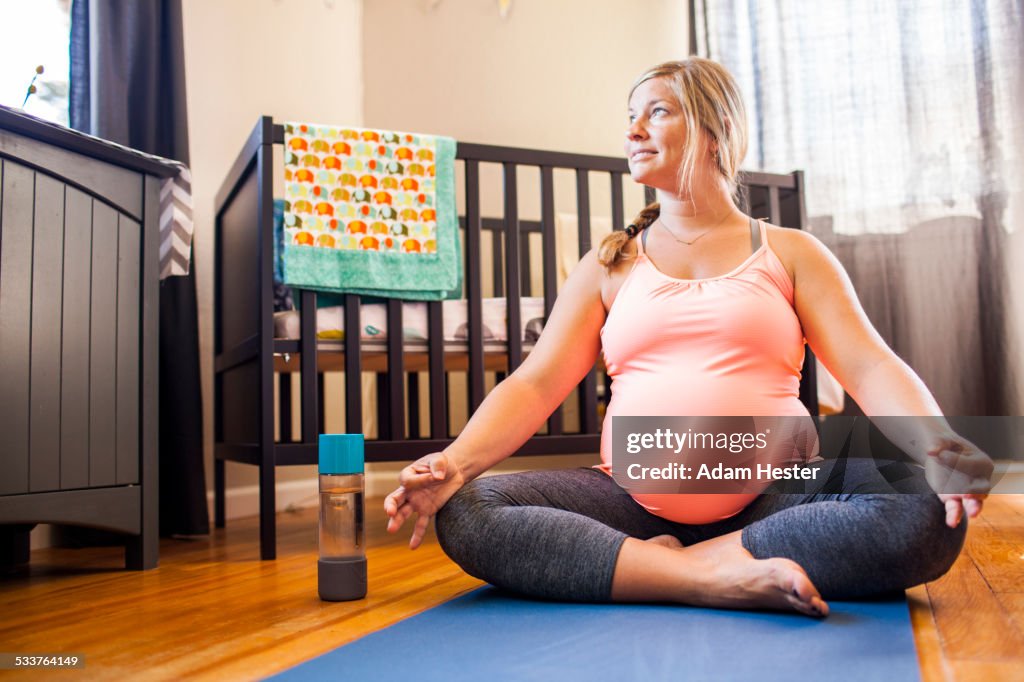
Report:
202,465,540,522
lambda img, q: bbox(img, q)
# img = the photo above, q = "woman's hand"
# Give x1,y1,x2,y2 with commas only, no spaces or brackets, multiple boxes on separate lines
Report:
384,451,466,549
924,433,994,528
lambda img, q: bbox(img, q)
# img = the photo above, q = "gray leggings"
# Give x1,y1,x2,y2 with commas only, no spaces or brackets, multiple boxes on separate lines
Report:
434,457,966,602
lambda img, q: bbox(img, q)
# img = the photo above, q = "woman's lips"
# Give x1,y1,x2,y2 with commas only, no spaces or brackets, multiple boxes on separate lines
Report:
630,150,657,162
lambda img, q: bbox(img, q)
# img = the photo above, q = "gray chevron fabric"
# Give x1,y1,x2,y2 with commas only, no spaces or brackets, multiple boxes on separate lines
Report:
159,164,194,278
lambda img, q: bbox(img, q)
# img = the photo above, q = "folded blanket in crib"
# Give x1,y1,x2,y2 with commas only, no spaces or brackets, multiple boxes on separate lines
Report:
280,122,461,301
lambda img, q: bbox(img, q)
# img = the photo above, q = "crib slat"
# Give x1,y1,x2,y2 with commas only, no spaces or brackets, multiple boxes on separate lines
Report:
317,373,326,435
407,372,420,438
464,160,485,412
611,172,625,232
792,170,808,230
504,162,523,372
768,185,781,225
519,229,531,295
644,185,656,205
605,172,626,416
576,170,598,435
278,374,292,442
427,301,447,439
386,299,406,439
539,166,563,436
343,294,363,434
738,185,751,214
300,289,318,443
492,225,503,297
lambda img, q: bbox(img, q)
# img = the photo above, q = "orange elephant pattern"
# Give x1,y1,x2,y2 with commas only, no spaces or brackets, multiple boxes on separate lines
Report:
284,123,440,254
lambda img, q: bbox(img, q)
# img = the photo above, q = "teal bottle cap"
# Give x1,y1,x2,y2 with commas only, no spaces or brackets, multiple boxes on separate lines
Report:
319,434,365,474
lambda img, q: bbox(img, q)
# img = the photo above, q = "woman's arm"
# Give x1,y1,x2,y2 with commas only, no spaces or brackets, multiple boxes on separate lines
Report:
778,228,990,525
780,229,947,447
385,249,609,547
443,248,609,482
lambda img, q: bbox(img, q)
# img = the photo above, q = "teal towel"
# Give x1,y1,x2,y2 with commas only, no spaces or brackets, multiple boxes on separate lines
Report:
279,123,461,301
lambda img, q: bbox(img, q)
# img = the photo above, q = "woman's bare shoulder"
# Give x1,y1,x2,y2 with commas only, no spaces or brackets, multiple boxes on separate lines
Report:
598,236,640,311
762,222,840,286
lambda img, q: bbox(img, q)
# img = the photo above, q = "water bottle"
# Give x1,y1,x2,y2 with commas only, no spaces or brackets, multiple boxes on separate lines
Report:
318,433,367,601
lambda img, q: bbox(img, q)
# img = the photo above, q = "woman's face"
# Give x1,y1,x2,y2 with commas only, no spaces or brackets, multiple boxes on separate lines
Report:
625,77,690,193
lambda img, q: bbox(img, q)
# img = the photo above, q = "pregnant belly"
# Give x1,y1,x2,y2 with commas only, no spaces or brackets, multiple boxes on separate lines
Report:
599,375,811,525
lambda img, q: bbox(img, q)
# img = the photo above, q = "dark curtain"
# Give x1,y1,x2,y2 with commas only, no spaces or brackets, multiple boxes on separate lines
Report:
69,0,208,539
693,1,1021,417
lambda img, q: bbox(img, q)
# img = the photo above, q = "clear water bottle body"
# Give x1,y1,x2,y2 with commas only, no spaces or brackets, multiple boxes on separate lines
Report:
318,434,367,601
319,473,364,561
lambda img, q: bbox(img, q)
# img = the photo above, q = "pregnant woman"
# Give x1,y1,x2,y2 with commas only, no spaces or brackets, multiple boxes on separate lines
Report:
384,58,989,618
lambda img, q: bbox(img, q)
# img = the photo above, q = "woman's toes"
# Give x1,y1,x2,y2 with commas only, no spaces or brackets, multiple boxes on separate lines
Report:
770,559,826,617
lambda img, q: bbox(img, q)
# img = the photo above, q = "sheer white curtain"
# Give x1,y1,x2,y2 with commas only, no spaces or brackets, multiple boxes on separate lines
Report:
696,0,1023,415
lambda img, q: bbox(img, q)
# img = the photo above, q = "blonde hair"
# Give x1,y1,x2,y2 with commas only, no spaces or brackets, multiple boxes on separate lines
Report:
598,58,749,268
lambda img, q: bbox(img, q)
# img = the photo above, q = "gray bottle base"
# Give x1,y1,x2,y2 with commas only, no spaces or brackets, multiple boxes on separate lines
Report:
318,557,367,601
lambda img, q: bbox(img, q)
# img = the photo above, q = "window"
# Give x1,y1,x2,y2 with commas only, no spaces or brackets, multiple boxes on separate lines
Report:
0,0,72,125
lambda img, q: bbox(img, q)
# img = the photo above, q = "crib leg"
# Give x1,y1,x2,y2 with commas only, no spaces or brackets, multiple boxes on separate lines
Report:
259,453,276,561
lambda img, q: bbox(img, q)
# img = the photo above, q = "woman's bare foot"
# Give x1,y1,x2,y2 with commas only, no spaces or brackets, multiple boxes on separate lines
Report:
682,532,828,618
612,530,829,618
643,534,684,549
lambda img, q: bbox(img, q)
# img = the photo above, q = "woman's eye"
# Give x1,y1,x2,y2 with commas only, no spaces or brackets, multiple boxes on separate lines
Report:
652,107,668,117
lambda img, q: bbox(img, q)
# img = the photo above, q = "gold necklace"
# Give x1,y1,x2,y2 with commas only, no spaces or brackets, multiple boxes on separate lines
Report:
658,212,731,246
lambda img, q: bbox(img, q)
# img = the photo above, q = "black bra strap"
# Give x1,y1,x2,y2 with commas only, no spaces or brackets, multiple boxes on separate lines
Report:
750,217,762,252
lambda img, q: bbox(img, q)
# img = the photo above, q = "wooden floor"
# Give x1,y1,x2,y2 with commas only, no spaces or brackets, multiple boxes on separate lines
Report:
2,495,1023,681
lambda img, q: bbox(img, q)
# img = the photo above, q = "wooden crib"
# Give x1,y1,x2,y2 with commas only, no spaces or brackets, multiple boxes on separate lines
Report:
213,116,817,559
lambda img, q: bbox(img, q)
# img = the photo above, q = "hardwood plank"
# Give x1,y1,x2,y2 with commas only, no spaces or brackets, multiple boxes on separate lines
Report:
976,494,1024,527
965,515,1024,593
927,543,1024,660
947,660,1024,681
907,584,951,682
999,593,1024,643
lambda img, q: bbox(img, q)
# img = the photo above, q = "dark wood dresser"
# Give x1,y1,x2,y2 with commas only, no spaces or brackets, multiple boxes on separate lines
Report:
0,106,171,570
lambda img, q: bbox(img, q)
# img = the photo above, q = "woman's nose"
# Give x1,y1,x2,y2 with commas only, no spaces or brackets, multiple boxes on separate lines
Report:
626,118,647,140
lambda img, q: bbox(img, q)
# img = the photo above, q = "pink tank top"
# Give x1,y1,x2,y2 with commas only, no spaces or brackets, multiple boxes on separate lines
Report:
597,219,811,524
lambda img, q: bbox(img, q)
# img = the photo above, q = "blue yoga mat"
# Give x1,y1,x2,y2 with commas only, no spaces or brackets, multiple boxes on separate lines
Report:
270,587,920,681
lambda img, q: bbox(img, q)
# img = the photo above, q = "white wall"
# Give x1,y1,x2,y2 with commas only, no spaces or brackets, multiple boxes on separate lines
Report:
184,0,365,514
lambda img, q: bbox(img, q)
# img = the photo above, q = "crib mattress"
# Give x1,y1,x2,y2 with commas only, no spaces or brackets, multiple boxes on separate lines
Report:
273,297,546,346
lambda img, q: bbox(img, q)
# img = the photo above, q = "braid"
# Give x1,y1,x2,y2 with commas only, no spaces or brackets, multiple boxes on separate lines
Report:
598,202,660,267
